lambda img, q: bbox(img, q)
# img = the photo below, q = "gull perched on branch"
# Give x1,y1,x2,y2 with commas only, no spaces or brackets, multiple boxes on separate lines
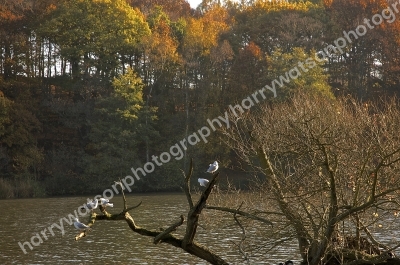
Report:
99,198,113,207
198,178,209,187
206,161,219,173
73,218,91,232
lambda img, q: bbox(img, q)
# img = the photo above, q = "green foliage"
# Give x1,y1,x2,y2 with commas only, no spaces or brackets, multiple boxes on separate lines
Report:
266,47,333,99
148,5,171,29
0,79,43,179
250,0,320,12
112,69,145,120
171,18,187,43
81,69,155,191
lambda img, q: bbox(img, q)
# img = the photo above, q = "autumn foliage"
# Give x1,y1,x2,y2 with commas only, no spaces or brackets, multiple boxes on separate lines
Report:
0,0,400,198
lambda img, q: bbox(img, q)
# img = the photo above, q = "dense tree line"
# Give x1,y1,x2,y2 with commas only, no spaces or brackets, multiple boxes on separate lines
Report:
0,0,399,197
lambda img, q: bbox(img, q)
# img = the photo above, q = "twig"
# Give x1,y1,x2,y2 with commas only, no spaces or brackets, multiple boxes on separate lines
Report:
125,201,142,213
205,205,273,226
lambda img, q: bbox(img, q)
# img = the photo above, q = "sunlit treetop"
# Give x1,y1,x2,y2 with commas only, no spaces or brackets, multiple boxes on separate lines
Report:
184,5,232,55
246,0,321,13
127,0,191,20
111,68,144,121
147,5,171,29
37,0,150,77
143,7,180,68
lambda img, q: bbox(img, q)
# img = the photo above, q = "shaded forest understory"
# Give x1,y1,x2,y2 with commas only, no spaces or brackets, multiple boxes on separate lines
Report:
1,0,400,198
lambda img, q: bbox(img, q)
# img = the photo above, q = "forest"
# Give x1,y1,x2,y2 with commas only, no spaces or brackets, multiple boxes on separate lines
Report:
0,0,400,198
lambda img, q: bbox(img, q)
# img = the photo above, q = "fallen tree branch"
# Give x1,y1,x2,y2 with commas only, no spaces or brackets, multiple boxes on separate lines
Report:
123,211,228,264
74,213,97,241
74,206,228,263
73,160,229,265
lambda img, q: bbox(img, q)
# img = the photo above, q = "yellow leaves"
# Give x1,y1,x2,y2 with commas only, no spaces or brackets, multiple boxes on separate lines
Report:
112,68,144,121
184,6,231,55
250,0,319,13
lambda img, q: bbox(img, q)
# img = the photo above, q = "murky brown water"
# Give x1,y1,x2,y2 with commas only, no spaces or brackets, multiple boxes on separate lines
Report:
0,193,300,264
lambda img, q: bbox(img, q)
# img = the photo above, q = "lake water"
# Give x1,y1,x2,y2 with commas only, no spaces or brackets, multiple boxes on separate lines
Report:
0,193,301,265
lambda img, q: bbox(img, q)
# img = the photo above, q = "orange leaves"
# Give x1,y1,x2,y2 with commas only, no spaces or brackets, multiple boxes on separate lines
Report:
323,0,333,7
0,5,22,22
143,7,180,70
45,4,57,12
244,41,263,59
143,19,179,68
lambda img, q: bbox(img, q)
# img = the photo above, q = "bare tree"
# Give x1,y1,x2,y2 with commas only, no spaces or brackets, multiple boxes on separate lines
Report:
222,92,400,265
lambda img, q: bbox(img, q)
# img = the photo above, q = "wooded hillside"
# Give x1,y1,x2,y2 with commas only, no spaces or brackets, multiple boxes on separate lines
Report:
0,0,399,197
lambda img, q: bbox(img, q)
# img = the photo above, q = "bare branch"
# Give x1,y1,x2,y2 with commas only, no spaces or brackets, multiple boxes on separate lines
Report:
233,202,249,262
124,201,142,213
182,172,219,248
115,178,127,210
154,215,185,244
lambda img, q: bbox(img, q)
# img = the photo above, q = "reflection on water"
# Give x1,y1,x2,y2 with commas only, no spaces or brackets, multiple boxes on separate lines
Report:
0,193,299,264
